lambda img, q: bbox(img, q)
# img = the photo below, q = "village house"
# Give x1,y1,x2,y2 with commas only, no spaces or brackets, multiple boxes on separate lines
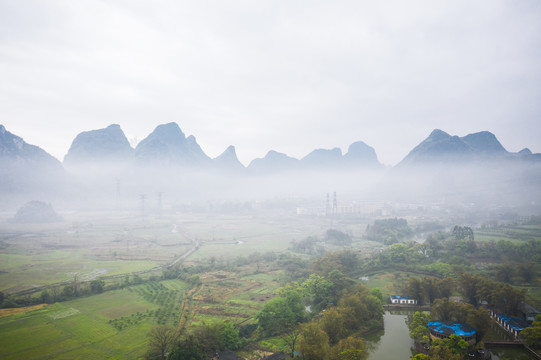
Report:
390,295,417,305
490,310,531,338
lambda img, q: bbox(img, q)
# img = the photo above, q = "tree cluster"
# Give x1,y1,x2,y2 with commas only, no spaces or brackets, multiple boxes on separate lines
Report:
364,218,412,245
146,320,242,360
297,284,383,360
520,315,541,346
404,277,454,305
324,229,352,246
457,273,525,315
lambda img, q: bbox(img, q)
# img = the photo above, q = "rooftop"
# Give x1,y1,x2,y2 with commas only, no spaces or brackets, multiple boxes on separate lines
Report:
428,321,476,337
390,295,415,300
496,314,530,331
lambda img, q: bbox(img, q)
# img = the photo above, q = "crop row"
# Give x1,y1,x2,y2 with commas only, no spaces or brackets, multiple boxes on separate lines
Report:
112,282,184,330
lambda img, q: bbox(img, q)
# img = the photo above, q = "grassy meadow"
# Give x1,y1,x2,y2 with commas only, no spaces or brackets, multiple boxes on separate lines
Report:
0,266,281,360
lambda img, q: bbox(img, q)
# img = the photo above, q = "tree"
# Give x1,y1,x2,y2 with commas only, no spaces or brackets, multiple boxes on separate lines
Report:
298,322,331,360
490,283,525,315
319,307,349,345
72,274,80,297
90,279,105,294
407,311,431,343
50,286,60,302
257,289,304,336
220,321,241,350
61,284,74,299
458,273,481,306
330,336,367,360
325,229,352,245
328,269,355,301
495,264,514,283
302,274,334,309
281,329,300,358
168,335,205,360
370,288,384,303
519,314,541,346
452,226,474,241
146,325,176,360
466,307,491,341
422,277,439,304
521,326,541,347
40,289,51,304
517,262,535,283
405,277,423,304
437,277,454,299
429,335,468,360
192,322,222,353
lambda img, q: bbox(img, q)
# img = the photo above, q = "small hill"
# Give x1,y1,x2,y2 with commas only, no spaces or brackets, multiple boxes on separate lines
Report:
12,201,63,223
343,141,382,168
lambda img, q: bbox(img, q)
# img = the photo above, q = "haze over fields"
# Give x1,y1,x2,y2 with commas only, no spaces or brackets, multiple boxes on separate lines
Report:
1,123,540,215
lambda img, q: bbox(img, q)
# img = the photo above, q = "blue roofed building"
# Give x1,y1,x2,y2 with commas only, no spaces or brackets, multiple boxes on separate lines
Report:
427,321,477,346
490,310,530,338
390,295,417,305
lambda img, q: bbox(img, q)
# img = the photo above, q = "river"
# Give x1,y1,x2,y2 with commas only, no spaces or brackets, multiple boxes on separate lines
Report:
364,310,538,360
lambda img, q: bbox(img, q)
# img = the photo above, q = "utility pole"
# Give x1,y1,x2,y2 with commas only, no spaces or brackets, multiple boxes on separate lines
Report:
326,193,331,217
333,191,337,216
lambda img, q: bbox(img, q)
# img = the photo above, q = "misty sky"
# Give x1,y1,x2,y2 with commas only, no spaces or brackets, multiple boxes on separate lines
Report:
1,1,540,166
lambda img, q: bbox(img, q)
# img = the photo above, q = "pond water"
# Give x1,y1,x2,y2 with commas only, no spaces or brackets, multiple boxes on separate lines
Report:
365,310,414,360
489,347,537,360
485,322,538,360
364,311,538,360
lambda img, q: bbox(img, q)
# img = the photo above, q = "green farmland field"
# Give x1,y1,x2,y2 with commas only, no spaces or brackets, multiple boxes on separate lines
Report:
0,281,187,360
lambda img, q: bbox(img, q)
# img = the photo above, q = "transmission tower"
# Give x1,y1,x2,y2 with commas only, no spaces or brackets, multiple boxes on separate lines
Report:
326,193,331,217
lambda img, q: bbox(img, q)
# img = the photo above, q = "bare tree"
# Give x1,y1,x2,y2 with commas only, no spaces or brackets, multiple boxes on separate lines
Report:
281,328,301,358
146,325,176,360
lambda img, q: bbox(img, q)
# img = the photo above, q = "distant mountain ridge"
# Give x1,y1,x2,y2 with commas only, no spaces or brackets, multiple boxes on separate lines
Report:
61,122,386,172
1,123,540,207
1,123,540,181
214,145,245,171
0,124,65,194
398,129,535,166
134,122,211,166
64,124,133,165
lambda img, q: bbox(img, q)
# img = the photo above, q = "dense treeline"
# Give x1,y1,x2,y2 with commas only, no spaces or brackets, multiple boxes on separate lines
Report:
364,218,413,244
290,229,352,255
0,250,305,308
145,320,242,360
